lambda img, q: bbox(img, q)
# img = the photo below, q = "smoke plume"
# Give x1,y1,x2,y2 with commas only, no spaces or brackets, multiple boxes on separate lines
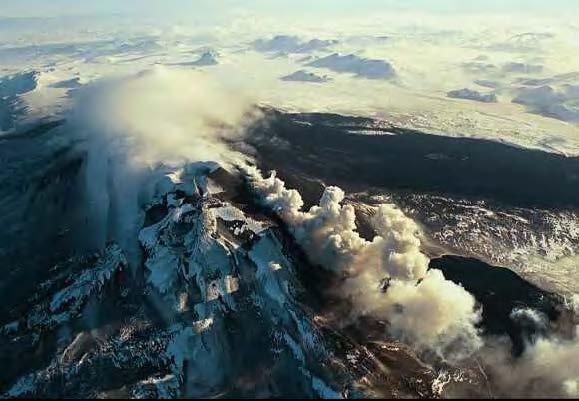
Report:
484,335,579,397
246,167,482,360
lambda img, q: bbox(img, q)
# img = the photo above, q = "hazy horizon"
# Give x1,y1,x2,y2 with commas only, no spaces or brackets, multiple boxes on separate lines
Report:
2,0,579,19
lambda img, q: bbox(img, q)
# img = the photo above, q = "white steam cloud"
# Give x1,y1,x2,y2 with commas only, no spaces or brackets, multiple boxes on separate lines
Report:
247,168,482,360
246,168,579,393
72,66,258,168
484,336,579,397
68,67,258,262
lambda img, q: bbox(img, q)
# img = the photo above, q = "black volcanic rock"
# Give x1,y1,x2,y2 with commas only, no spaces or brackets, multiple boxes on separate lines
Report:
429,255,563,355
245,109,579,209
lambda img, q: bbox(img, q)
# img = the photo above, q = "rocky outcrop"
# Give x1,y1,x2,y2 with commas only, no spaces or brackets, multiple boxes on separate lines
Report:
447,88,498,103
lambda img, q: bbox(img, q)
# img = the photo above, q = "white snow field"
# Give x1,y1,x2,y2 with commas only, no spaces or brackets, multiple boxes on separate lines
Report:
1,9,579,155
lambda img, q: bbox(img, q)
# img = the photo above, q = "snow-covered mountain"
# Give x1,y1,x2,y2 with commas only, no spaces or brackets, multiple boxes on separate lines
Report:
1,156,493,398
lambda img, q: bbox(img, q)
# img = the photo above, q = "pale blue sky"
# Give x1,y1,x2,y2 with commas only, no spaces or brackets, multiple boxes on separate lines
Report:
1,0,578,18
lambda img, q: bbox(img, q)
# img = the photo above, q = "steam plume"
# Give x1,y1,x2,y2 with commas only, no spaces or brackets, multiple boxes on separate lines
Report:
484,336,579,397
247,167,482,359
72,66,258,168
68,67,258,261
